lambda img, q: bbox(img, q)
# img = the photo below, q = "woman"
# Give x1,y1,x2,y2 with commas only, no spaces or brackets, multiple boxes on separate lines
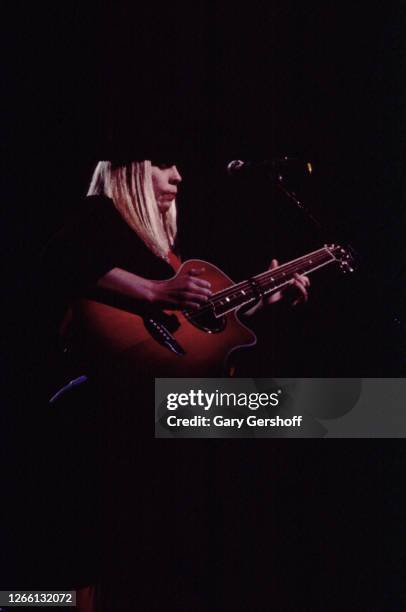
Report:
86,160,309,312
44,159,308,329
86,160,213,312
42,159,309,397
41,158,310,612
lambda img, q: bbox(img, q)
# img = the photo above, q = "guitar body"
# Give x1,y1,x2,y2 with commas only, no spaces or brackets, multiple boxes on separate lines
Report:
67,260,257,380
54,244,351,396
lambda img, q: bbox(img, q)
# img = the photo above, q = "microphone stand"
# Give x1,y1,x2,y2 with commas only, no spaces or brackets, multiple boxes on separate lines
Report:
274,176,323,232
268,159,360,268
268,159,404,349
267,157,324,233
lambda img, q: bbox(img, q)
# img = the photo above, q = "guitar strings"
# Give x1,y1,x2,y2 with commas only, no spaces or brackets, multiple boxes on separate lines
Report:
187,248,336,321
215,249,331,302
190,250,332,318
186,250,329,320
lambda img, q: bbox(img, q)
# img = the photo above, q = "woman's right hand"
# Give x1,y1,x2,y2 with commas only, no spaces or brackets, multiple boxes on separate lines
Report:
149,268,212,310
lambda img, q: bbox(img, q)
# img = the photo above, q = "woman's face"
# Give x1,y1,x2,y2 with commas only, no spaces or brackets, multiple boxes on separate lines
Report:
151,163,182,213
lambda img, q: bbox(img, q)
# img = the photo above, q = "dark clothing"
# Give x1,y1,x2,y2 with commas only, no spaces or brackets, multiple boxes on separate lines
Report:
13,196,395,611
40,195,176,337
36,196,214,611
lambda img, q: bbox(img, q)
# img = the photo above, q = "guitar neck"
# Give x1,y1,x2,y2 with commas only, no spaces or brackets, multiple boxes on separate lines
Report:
211,246,339,316
253,246,337,294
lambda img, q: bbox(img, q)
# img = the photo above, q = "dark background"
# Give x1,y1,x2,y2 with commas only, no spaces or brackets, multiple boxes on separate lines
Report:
2,2,406,609
3,2,405,376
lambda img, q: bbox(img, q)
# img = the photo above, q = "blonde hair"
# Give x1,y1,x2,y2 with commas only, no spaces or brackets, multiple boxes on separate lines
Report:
87,160,177,260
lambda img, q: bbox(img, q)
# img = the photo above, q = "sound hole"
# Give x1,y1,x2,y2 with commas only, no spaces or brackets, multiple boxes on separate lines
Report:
183,308,226,333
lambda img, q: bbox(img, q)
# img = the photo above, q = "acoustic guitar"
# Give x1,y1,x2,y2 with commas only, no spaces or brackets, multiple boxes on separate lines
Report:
62,245,354,382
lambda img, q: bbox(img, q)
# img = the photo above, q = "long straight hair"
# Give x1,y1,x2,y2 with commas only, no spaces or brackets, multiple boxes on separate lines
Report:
87,160,177,260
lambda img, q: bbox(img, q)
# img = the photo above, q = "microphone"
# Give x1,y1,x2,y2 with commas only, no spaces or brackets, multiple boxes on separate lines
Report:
227,157,313,177
227,157,320,228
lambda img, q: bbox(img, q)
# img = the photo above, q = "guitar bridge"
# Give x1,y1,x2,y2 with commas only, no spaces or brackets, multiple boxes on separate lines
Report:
144,317,186,356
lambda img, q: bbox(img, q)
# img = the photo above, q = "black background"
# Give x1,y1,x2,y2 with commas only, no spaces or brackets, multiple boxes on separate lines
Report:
3,2,405,376
2,2,406,609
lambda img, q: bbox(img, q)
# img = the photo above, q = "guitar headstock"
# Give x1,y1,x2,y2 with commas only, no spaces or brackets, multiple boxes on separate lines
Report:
325,244,356,273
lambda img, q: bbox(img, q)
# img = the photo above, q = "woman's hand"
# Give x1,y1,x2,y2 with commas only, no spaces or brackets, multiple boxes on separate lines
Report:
266,259,310,306
96,267,211,311
150,267,212,310
237,259,311,317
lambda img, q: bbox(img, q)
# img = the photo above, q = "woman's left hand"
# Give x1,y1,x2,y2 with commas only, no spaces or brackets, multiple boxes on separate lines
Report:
266,259,310,307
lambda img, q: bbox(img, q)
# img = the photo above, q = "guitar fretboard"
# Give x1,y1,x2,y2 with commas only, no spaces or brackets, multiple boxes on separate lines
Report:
210,246,339,317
